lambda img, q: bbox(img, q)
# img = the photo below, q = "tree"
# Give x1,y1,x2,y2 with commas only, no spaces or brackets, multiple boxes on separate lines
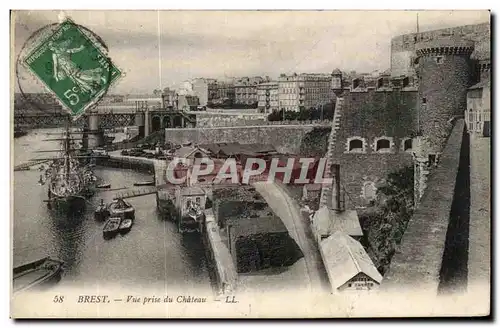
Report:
268,109,283,121
297,107,311,120
358,165,415,275
267,102,335,122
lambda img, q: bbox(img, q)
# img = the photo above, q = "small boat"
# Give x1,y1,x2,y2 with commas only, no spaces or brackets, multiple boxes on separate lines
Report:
105,135,115,144
103,217,122,239
119,218,134,234
13,257,64,293
97,183,111,189
133,180,155,187
14,129,28,138
179,204,204,233
94,199,110,221
108,198,135,220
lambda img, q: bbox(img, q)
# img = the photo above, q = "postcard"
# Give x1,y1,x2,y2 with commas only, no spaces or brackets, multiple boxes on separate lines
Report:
10,9,491,318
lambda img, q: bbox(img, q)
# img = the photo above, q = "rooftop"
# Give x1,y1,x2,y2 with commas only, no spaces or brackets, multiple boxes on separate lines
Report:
198,142,276,157
469,78,490,90
320,231,383,290
180,186,206,196
313,206,363,237
173,146,209,159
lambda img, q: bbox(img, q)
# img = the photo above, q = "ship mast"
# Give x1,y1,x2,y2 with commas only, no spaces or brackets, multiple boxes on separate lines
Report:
63,118,72,181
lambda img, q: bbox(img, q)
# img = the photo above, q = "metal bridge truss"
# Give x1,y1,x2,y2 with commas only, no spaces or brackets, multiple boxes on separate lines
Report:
14,111,195,130
14,112,136,130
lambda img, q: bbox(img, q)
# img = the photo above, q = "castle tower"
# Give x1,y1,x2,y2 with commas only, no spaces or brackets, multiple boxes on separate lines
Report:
413,38,474,204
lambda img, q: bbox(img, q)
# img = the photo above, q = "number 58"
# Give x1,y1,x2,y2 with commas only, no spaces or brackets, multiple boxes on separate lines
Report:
64,87,80,105
53,295,64,303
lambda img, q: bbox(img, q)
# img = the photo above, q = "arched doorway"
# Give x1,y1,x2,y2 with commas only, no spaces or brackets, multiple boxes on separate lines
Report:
173,116,183,128
151,116,162,132
162,116,170,129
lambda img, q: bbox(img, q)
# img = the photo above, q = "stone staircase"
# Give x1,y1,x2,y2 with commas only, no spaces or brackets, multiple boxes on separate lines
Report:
319,97,343,208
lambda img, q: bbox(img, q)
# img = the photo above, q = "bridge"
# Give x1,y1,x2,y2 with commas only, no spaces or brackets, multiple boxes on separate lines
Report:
14,109,197,133
14,93,197,133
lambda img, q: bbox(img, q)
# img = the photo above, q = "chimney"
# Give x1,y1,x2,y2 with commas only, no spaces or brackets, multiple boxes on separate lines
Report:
331,164,342,211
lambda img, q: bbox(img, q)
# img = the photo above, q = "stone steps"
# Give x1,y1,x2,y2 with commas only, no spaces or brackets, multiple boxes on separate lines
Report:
319,98,343,208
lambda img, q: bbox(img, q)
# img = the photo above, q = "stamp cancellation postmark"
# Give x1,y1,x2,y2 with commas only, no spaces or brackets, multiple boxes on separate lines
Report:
22,18,122,119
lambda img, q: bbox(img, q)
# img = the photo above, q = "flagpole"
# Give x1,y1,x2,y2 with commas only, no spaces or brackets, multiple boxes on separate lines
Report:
416,13,420,34
157,10,162,91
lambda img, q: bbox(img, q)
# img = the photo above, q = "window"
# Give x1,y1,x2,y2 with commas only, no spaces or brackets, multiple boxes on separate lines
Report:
403,139,413,151
349,139,364,152
422,97,427,104
352,78,360,89
434,56,444,64
377,78,383,89
403,77,409,88
428,154,437,167
196,197,201,204
363,181,377,202
376,139,391,151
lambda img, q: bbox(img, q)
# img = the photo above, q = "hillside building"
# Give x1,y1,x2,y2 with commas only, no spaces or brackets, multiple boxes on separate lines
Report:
278,73,334,112
257,81,279,113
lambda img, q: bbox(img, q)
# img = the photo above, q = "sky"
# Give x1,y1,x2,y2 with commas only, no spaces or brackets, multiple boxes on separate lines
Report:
12,10,490,94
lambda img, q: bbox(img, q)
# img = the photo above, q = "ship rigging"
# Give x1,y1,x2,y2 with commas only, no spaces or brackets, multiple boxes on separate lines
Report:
34,123,98,213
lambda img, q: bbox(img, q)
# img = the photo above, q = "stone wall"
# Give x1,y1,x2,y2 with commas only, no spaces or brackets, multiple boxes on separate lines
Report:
165,125,327,155
391,22,490,76
381,120,466,294
332,90,418,208
195,113,267,127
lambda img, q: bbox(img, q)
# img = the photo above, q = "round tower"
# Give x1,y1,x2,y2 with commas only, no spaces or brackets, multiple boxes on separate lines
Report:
413,38,474,205
415,38,474,153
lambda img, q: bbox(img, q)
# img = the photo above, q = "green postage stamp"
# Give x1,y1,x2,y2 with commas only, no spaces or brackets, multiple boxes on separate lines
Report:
22,18,122,119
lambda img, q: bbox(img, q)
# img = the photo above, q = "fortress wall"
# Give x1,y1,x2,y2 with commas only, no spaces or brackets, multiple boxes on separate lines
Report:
164,125,323,155
195,113,267,127
381,120,466,293
332,90,418,207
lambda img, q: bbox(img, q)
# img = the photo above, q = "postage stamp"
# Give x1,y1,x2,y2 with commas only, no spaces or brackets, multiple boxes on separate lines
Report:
22,18,122,119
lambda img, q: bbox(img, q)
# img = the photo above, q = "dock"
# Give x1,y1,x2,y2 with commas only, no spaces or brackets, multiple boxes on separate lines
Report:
14,159,50,172
201,210,238,295
113,187,159,200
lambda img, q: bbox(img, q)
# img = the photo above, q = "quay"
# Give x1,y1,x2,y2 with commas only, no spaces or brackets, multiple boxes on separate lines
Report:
95,151,237,296
13,159,50,172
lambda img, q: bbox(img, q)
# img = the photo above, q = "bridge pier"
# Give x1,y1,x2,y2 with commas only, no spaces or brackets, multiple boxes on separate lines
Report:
145,108,150,137
134,111,145,138
87,111,104,149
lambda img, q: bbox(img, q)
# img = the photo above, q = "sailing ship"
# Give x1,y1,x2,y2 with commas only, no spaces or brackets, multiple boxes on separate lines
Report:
36,125,98,213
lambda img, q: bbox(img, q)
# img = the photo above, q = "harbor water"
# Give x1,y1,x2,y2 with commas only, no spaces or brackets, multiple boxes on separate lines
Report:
13,128,212,294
